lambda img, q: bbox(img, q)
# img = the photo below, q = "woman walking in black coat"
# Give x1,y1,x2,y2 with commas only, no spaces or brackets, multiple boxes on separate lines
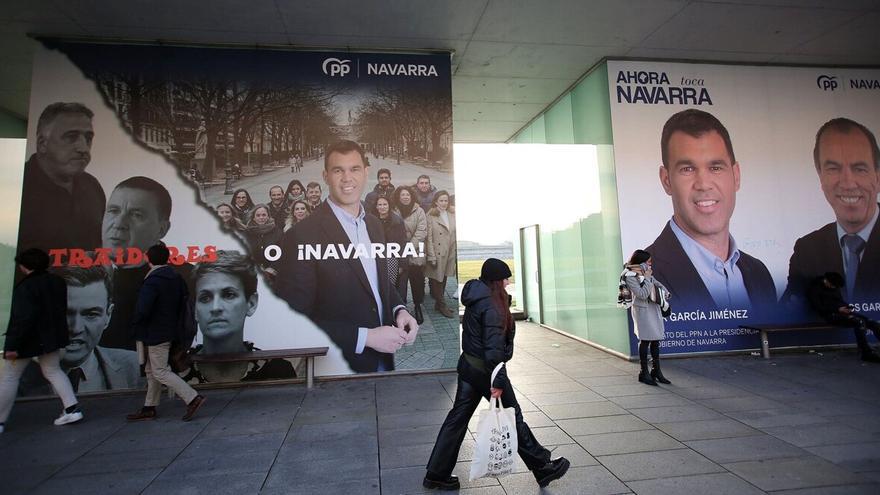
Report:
0,248,83,432
423,258,569,490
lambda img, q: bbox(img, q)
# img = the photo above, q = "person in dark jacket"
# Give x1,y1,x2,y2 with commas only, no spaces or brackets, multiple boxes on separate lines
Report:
285,179,306,204
0,248,83,432
807,272,880,362
17,103,105,259
230,188,255,225
126,243,205,422
364,168,396,212
244,204,282,268
266,185,290,228
424,258,569,490
216,203,245,232
371,196,408,291
414,174,437,212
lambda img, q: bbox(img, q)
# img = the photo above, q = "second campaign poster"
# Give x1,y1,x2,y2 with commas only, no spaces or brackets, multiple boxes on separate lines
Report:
609,60,880,355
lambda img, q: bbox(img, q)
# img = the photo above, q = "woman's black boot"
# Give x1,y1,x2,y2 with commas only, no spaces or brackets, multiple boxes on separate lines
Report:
423,473,460,490
651,363,671,385
638,362,657,386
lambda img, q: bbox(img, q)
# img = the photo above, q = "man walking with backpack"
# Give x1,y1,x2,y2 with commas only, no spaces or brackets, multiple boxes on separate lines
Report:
126,243,204,422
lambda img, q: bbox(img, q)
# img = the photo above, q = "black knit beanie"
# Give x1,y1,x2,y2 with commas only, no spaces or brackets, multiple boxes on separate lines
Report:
480,258,512,282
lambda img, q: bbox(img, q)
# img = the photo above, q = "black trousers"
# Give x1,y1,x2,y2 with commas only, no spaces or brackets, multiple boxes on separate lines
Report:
426,372,551,477
397,264,426,305
826,313,880,354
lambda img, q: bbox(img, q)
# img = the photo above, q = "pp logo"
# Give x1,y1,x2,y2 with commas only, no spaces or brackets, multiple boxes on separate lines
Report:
322,58,351,77
817,75,838,91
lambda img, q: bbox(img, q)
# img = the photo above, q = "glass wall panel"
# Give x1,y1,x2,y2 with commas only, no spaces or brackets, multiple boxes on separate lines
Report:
544,95,574,144
520,225,542,323
513,123,532,144
509,62,630,356
512,229,525,311
532,115,546,144
0,138,26,348
571,63,613,145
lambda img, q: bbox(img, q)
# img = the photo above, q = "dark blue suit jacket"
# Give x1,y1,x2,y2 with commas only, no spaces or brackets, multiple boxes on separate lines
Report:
131,265,187,346
275,202,404,372
783,206,880,309
646,221,777,316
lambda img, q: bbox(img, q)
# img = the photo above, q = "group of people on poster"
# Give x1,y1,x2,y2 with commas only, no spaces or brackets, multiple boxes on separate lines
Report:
9,99,460,399
642,108,880,356
211,164,459,327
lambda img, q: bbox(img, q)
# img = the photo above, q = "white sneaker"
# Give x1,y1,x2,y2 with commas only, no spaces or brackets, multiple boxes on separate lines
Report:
53,410,83,426
0,423,5,433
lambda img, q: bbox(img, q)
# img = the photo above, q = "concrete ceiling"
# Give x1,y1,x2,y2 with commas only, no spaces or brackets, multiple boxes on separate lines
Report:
1,0,878,142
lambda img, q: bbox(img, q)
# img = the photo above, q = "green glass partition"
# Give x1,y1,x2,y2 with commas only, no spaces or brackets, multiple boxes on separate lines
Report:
520,225,542,323
510,61,629,356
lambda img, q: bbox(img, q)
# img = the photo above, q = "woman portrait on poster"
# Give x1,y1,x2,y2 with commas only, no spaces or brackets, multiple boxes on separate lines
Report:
283,200,310,233
244,205,281,277
623,249,672,386
230,188,255,225
285,179,306,204
186,250,295,383
216,203,245,232
425,190,457,319
393,186,428,324
372,196,407,289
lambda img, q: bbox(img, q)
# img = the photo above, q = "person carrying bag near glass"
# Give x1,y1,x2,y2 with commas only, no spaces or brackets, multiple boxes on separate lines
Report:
423,258,569,490
622,249,672,386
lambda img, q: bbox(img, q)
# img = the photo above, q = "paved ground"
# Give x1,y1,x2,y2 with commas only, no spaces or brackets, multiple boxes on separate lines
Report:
2,322,880,494
395,277,460,371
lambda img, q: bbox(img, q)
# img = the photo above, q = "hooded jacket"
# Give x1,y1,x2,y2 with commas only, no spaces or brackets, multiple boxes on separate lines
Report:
459,279,515,390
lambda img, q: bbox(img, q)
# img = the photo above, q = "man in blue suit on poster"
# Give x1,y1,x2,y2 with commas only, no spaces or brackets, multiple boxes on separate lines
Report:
646,109,776,315
276,140,419,373
784,118,880,359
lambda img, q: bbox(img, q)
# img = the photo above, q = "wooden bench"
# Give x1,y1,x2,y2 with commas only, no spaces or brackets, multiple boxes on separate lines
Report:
191,347,328,388
739,323,835,359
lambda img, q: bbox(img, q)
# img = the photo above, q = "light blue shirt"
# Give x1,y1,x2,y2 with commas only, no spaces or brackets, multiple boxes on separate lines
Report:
669,218,750,308
326,199,405,361
327,198,384,356
835,205,879,274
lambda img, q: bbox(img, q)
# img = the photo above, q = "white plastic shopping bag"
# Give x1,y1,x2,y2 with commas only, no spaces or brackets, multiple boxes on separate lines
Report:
469,363,518,480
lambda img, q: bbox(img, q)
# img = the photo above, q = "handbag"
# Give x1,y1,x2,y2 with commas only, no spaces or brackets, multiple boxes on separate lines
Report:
469,362,518,481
